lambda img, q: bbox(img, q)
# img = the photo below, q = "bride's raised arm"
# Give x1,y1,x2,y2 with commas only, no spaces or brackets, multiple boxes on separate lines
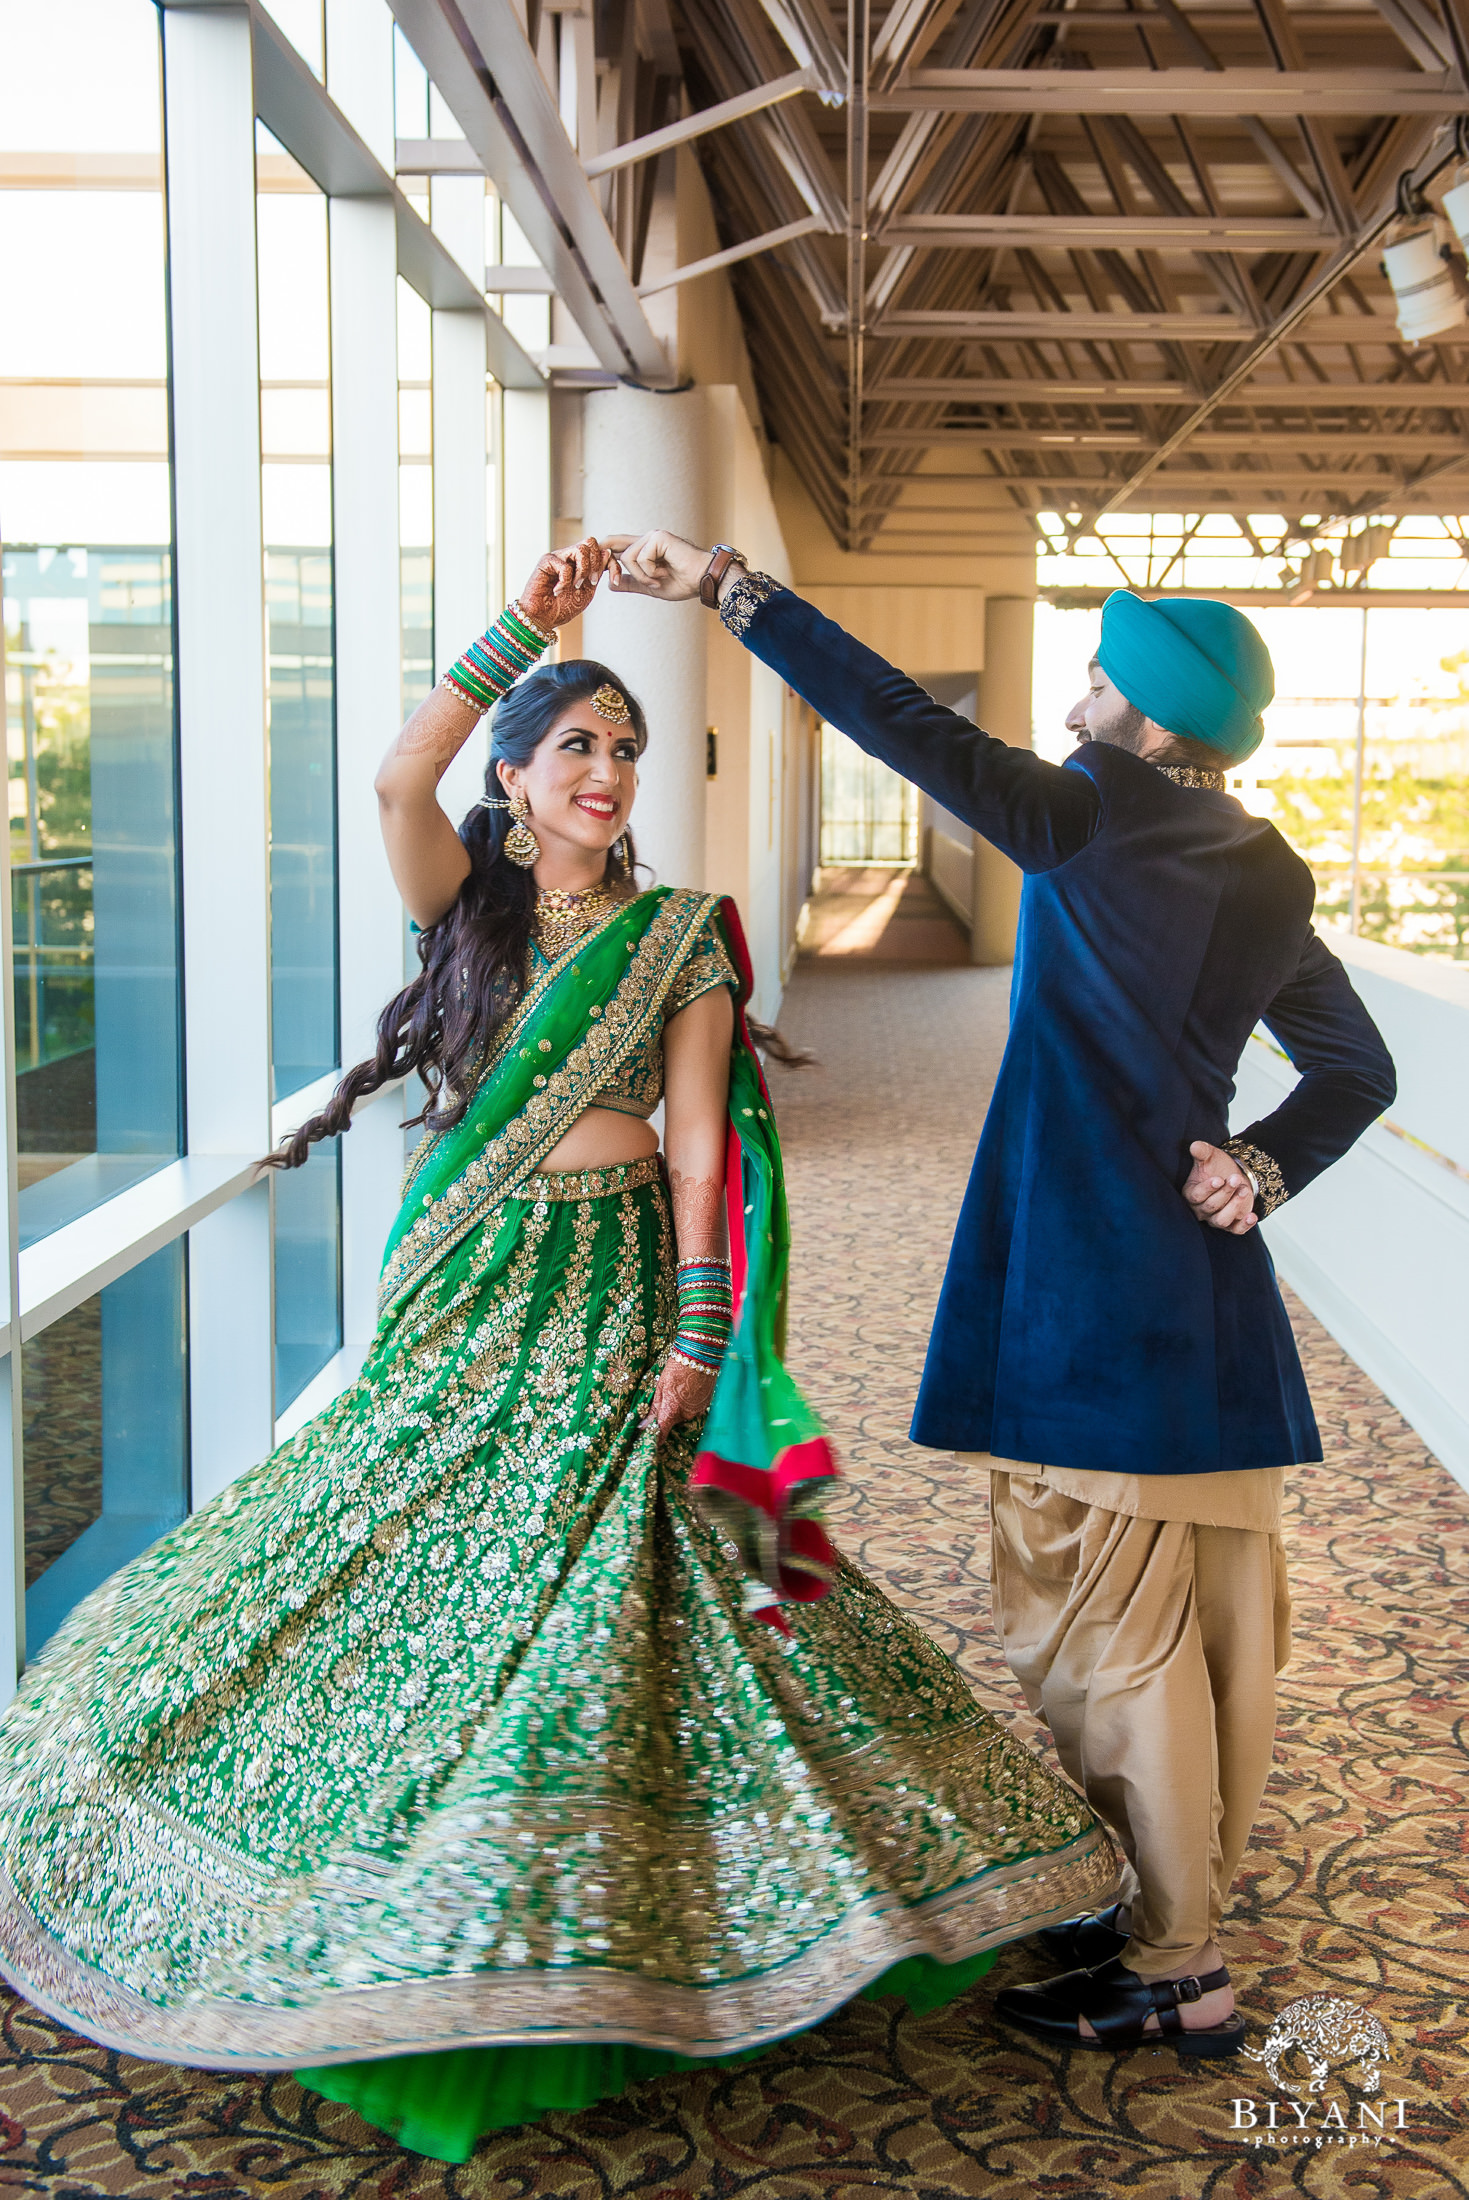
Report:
373,537,607,928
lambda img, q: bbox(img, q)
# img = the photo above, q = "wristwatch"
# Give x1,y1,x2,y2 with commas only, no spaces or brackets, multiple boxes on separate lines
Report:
699,543,746,608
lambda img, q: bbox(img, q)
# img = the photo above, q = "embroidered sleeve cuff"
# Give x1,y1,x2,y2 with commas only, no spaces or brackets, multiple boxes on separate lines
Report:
719,570,784,638
1223,1139,1287,1217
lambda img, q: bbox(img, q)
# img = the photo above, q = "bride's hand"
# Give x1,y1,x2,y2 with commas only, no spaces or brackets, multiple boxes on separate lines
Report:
518,536,609,629
605,531,715,601
646,1353,717,1434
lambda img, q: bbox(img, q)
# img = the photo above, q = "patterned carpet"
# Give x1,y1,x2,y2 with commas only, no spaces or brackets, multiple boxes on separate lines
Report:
2,956,1467,2196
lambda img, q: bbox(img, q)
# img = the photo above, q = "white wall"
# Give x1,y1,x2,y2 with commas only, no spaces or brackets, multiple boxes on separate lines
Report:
1232,923,1469,1493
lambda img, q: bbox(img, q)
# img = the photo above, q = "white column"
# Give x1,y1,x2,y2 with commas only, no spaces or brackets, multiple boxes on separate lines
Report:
582,387,708,891
432,306,490,827
162,4,276,1502
328,164,406,1369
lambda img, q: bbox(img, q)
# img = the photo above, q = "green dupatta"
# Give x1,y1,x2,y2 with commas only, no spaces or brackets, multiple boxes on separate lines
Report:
377,885,837,1625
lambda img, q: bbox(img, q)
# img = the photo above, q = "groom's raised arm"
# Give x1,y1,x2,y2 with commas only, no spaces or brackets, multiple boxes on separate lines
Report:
608,538,1098,874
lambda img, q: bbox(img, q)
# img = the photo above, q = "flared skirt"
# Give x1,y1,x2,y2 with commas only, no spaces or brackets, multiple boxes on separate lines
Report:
0,1159,1114,2094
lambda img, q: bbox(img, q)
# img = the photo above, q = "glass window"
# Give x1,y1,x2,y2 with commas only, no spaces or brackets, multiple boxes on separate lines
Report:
393,21,430,140
257,123,339,1100
263,0,324,78
1240,605,1469,963
820,724,919,865
274,1137,342,1411
398,278,434,714
0,0,182,1249
487,374,502,628
23,1236,188,1655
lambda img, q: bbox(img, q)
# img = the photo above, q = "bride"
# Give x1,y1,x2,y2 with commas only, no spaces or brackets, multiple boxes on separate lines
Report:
0,540,1115,2162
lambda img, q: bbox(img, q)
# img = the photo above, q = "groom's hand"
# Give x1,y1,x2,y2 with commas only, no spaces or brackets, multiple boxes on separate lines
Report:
1183,1141,1257,1234
605,530,716,600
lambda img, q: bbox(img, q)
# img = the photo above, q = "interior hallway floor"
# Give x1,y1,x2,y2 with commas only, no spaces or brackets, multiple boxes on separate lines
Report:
2,960,1467,2197
799,864,970,963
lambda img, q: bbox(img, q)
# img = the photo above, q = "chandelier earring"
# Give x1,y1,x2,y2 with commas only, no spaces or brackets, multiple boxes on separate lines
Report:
503,788,541,869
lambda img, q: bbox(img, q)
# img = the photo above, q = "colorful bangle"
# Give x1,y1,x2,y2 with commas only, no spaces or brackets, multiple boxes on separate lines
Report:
673,1258,732,1371
669,1345,723,1375
442,600,554,715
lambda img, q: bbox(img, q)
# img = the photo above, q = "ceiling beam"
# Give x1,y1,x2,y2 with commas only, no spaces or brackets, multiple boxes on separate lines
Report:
1094,120,1460,513
396,137,482,173
846,0,872,549
876,215,1337,250
582,68,820,176
864,378,1469,404
862,430,1469,452
870,311,1435,340
484,265,557,291
874,310,1252,337
981,470,1468,495
876,67,1469,113
636,213,825,293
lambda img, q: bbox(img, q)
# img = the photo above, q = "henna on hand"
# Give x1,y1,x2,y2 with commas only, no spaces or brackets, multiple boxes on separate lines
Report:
518,536,610,631
647,1354,718,1434
669,1169,725,1259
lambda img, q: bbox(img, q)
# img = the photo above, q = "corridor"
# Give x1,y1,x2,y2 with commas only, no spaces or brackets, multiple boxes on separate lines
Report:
3,960,1464,2196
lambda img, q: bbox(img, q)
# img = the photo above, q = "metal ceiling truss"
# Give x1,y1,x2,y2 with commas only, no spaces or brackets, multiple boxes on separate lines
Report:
650,0,1469,549
377,0,1469,551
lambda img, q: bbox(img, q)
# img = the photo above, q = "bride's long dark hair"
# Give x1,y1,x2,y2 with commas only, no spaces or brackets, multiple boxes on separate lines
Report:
266,660,647,1170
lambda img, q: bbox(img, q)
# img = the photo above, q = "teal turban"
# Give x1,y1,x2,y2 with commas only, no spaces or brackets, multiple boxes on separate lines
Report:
1096,591,1274,764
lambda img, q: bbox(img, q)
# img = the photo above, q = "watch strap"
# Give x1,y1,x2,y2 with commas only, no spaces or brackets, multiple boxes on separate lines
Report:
699,543,745,609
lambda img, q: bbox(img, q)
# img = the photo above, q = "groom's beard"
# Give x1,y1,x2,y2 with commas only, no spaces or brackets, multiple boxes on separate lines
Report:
1084,698,1150,752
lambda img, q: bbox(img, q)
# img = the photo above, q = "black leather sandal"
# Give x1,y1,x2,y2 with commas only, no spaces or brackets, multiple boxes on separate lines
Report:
995,1956,1246,2058
1036,1903,1131,1969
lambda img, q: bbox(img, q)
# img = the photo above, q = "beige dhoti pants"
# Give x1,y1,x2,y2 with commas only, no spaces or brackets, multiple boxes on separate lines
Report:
969,1456,1292,1983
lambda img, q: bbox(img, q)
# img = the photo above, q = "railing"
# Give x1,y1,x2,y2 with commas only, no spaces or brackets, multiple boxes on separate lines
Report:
1232,923,1469,1492
11,856,94,1075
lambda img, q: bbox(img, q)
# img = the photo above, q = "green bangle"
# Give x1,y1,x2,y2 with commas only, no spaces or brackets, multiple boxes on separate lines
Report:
444,603,553,717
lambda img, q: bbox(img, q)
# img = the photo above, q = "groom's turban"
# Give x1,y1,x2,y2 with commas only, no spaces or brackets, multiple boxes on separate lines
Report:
1097,590,1274,765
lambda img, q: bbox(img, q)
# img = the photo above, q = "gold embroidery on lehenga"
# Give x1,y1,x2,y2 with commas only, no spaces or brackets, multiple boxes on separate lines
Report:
0,919,1118,2076
378,891,720,1321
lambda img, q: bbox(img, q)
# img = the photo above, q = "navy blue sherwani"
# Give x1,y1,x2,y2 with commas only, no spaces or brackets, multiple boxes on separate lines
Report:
734,588,1396,1477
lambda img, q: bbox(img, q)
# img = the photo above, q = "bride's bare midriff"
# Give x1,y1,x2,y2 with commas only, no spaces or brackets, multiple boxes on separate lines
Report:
539,1105,660,1172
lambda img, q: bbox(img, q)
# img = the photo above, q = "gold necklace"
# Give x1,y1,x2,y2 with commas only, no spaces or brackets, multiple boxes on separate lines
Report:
533,881,620,958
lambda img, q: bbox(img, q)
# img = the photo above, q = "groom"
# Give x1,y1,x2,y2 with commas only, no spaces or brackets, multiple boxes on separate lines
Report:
606,534,1396,2057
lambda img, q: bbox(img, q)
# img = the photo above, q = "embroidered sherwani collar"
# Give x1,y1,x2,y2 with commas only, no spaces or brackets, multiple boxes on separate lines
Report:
1153,763,1226,791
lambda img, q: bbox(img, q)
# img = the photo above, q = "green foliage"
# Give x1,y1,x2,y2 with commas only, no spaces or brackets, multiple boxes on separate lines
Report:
1263,768,1469,959
7,643,92,861
7,639,94,1068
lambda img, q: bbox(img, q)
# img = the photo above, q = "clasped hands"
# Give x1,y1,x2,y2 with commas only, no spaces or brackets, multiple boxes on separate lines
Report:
1183,1143,1258,1235
516,531,731,631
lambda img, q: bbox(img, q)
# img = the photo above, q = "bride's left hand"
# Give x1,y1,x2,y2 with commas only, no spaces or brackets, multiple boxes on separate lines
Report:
646,1355,717,1434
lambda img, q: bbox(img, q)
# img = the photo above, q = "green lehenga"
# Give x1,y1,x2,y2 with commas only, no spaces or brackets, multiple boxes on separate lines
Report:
0,886,1115,2164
